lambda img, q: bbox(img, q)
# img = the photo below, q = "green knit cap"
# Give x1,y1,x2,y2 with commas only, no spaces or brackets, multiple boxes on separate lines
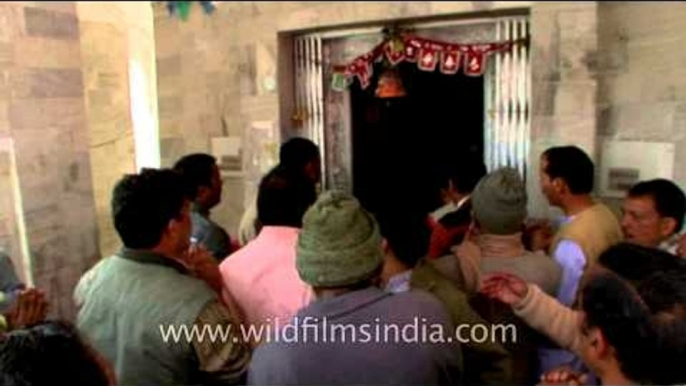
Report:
472,167,528,235
296,190,383,287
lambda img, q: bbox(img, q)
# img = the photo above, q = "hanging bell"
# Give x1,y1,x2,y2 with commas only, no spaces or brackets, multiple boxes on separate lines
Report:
375,66,406,98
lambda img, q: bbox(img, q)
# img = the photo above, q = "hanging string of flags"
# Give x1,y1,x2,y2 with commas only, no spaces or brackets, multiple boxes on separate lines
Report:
332,34,529,91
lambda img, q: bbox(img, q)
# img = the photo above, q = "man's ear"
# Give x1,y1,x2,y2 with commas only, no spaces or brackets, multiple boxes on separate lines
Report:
591,328,612,359
660,217,678,239
166,217,180,233
381,238,390,254
196,185,210,202
552,177,567,195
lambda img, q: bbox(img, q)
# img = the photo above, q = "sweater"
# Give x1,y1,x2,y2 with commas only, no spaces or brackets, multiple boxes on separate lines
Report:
550,203,622,271
513,284,582,354
248,287,463,385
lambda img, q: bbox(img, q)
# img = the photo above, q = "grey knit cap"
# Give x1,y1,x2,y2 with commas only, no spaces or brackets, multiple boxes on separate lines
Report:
296,190,383,287
471,167,527,235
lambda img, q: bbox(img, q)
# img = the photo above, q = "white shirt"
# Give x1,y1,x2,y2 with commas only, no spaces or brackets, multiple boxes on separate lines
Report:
552,215,587,307
430,195,470,223
384,270,413,294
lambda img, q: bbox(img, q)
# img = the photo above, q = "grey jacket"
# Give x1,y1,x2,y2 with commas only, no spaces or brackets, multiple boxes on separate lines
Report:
191,210,231,262
248,286,463,385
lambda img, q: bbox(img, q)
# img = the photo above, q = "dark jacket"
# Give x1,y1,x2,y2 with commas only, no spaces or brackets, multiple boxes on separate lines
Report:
248,286,463,385
412,260,512,385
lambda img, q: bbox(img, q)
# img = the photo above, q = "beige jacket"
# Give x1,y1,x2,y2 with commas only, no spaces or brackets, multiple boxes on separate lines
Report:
513,284,583,355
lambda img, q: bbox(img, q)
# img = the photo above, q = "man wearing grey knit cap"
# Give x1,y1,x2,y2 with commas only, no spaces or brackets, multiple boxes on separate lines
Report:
449,167,562,385
248,190,463,386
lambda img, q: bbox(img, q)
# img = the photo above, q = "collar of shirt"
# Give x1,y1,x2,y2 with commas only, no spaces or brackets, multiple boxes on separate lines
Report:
384,270,413,294
430,203,458,222
296,287,392,320
255,226,300,241
456,195,470,210
557,214,576,228
117,247,188,274
659,233,681,255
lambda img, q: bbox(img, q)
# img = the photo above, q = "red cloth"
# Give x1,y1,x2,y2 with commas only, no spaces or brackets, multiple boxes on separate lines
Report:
428,223,470,259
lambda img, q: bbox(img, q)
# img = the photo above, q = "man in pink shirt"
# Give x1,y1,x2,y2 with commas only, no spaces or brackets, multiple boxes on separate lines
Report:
220,165,317,343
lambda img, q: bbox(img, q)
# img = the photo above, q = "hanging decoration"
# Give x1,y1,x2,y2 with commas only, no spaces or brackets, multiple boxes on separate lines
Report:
332,32,528,91
167,1,216,21
375,66,406,98
374,27,408,99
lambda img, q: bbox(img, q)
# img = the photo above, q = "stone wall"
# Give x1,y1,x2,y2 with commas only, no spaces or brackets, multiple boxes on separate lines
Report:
157,2,686,227
153,1,536,235
596,2,686,212
0,1,100,320
77,2,159,257
528,2,599,217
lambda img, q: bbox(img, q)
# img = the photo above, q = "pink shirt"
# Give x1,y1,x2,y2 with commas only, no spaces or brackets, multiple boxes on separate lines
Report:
220,226,312,330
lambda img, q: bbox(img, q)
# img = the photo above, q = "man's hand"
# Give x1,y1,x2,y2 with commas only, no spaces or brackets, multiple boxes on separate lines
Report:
538,367,589,385
4,288,49,330
480,273,529,306
524,219,553,252
181,244,223,293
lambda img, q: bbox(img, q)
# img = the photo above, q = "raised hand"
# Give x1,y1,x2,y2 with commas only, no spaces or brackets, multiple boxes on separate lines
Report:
182,244,223,293
5,288,49,330
479,272,529,306
523,219,553,252
538,367,589,385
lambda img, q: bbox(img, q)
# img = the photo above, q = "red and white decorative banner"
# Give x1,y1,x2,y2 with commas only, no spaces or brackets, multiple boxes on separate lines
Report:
384,39,406,66
461,42,513,77
332,34,526,90
440,46,461,75
404,37,421,62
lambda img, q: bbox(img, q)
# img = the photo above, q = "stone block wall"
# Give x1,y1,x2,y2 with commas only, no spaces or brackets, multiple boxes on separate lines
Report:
77,2,158,257
153,1,535,235
0,1,100,320
528,2,599,217
154,1,686,228
597,2,686,208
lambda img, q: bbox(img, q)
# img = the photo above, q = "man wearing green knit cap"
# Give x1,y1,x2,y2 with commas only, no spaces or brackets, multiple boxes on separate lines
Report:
248,190,463,385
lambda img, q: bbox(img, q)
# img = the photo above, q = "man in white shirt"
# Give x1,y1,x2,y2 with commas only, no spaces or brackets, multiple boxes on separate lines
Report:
537,146,622,375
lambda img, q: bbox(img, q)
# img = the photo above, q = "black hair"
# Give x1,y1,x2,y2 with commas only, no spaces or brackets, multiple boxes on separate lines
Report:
0,321,110,386
112,168,187,249
172,153,217,200
594,245,686,384
638,270,686,385
442,156,487,195
597,242,686,287
580,270,654,384
375,197,431,268
542,146,594,194
628,179,686,233
639,269,686,316
257,165,317,228
647,308,686,385
279,137,320,171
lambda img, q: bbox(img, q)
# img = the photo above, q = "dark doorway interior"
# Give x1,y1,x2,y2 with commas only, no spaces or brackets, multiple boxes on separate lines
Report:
351,61,484,215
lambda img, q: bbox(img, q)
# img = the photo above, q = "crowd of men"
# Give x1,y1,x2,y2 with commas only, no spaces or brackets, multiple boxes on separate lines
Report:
0,138,685,386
